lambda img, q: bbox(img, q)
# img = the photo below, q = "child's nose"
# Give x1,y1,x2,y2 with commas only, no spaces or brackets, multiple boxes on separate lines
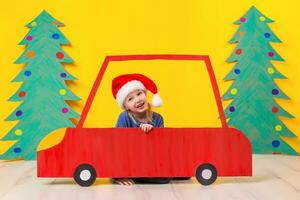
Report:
135,96,142,102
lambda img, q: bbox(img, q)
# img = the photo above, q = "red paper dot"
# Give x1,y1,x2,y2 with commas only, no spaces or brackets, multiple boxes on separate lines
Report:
235,49,242,55
272,106,279,113
18,91,26,98
56,52,64,59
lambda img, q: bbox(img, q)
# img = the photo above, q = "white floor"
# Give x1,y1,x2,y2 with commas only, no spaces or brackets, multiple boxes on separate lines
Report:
0,155,300,200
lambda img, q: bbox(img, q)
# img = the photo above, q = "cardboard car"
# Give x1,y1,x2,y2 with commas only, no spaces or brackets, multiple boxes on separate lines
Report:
37,55,252,186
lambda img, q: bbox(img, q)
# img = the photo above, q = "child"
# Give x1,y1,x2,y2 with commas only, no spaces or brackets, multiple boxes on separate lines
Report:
112,73,171,186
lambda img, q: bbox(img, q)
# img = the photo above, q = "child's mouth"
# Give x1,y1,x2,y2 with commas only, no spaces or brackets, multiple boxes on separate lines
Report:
136,102,145,109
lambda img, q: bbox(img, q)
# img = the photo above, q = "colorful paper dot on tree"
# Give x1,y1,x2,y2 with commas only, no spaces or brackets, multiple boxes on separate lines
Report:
26,35,33,41
27,50,35,58
60,72,67,78
268,52,274,57
230,88,238,95
272,140,280,148
272,106,279,114
267,67,275,74
62,107,69,113
16,110,23,117
31,21,37,27
259,16,266,21
52,33,60,39
238,31,244,36
235,49,242,55
13,147,22,153
56,52,64,59
24,71,31,76
15,129,23,136
272,89,279,95
229,106,235,112
240,17,246,22
52,20,58,26
264,33,271,38
59,89,67,95
18,91,26,98
275,125,282,131
234,69,241,74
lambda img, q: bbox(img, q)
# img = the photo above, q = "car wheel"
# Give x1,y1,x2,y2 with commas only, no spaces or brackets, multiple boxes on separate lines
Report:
73,163,97,187
195,163,217,185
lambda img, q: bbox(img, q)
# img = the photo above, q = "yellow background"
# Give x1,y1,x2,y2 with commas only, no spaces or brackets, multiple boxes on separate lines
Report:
85,60,222,128
0,0,299,153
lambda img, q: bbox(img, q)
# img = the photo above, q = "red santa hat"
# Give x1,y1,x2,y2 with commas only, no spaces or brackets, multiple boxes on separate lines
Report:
112,73,163,109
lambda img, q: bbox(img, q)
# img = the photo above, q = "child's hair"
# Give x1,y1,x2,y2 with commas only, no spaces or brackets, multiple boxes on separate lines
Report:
128,103,153,124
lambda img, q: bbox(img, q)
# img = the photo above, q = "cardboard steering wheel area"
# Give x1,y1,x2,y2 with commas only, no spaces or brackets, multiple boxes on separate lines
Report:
37,55,252,187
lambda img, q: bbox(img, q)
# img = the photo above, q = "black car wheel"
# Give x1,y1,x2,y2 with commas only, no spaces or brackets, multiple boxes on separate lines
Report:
195,163,217,185
73,164,97,187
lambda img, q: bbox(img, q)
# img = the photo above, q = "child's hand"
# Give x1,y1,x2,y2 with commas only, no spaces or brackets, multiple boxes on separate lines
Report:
114,178,135,186
140,123,153,133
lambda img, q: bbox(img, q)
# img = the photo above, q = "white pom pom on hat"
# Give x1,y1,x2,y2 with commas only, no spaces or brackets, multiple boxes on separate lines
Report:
112,73,163,109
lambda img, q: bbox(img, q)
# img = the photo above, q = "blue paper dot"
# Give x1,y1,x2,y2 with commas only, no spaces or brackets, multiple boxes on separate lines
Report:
272,140,280,148
52,33,60,39
14,147,22,153
234,69,241,74
264,33,271,38
24,71,31,76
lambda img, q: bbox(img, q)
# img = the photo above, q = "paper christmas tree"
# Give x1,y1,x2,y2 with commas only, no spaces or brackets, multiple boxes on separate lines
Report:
0,10,80,160
223,6,298,155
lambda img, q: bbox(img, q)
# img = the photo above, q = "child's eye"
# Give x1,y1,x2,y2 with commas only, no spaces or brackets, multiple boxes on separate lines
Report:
128,97,133,101
137,92,142,96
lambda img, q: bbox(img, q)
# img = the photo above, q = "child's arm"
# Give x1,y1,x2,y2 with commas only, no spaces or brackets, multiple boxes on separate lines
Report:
154,112,164,127
115,112,130,127
157,115,164,128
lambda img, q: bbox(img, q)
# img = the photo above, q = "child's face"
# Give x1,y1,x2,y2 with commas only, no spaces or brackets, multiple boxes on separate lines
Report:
124,89,148,113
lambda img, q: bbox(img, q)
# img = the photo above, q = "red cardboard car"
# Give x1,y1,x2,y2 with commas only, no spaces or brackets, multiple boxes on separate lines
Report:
37,55,252,187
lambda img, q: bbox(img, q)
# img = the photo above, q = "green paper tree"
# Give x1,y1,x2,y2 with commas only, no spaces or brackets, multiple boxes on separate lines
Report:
0,10,80,160
223,6,298,155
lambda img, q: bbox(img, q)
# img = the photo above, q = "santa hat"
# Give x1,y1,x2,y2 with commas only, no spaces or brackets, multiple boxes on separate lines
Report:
112,73,163,109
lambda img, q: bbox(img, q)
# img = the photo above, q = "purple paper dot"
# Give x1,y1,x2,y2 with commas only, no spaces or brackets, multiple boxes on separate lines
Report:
16,110,23,117
26,35,33,41
272,89,279,95
229,106,235,112
268,52,274,57
62,107,69,113
240,17,246,22
60,73,67,78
